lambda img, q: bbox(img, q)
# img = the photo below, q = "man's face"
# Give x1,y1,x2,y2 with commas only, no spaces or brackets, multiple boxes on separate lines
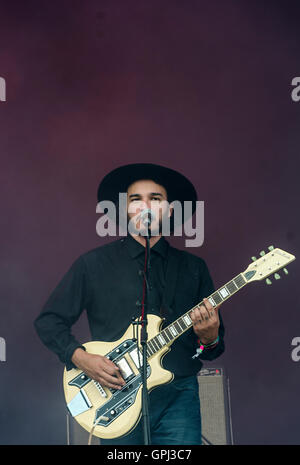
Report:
127,179,172,236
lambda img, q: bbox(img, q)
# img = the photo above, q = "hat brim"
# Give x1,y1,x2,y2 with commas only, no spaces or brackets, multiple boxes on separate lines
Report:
97,163,198,228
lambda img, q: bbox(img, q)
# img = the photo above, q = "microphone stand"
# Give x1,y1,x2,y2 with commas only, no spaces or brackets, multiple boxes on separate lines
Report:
140,225,151,445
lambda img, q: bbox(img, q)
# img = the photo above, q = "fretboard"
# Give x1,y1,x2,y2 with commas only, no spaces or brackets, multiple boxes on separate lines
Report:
146,272,248,358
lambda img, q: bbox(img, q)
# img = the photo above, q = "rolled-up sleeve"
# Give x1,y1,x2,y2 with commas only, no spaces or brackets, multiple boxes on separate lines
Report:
34,256,91,370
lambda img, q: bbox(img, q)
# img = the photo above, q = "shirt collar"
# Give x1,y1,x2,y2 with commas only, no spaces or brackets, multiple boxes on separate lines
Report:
124,234,169,259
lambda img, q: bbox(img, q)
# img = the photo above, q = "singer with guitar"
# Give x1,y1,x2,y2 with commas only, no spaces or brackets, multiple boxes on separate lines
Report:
34,163,225,445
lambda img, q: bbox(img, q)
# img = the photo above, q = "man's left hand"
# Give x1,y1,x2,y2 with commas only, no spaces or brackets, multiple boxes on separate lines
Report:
190,298,221,344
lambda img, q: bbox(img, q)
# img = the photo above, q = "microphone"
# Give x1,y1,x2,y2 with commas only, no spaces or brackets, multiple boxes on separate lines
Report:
139,209,156,227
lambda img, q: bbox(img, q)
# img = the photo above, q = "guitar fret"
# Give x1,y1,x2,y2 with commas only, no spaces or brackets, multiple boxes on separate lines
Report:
154,336,162,349
173,321,182,334
212,292,222,305
234,274,246,288
148,340,156,353
161,329,170,343
165,328,173,341
157,334,166,345
151,339,158,352
151,338,160,351
148,339,156,354
183,314,192,326
177,318,186,330
208,297,216,307
219,287,230,299
169,325,178,337
226,280,238,294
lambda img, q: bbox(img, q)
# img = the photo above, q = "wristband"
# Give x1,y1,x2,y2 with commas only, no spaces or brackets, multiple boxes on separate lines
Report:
200,336,219,348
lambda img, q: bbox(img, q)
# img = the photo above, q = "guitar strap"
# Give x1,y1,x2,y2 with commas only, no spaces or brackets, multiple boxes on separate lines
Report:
159,245,182,322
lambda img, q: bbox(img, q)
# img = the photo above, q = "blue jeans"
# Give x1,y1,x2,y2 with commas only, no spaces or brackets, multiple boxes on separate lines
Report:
100,375,202,445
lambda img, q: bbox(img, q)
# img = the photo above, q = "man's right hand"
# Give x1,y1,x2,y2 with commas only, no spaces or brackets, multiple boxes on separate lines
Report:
71,348,125,390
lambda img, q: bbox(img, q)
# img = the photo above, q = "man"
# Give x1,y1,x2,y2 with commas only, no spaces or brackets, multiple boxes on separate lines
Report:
34,163,225,445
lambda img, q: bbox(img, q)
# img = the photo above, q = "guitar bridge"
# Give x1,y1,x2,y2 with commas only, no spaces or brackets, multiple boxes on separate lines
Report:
93,381,107,398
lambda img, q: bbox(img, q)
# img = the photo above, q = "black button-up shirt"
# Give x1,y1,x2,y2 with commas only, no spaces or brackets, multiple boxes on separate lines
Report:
34,235,225,378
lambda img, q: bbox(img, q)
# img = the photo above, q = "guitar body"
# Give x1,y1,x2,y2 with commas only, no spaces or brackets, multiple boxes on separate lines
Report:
63,314,173,439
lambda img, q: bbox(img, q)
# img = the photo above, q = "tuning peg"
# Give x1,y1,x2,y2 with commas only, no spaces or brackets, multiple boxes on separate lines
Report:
283,268,289,275
268,245,274,251
265,278,272,285
251,256,257,262
274,273,281,280
260,250,266,256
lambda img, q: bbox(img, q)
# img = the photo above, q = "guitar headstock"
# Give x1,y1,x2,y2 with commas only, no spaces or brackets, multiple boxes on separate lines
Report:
243,246,295,284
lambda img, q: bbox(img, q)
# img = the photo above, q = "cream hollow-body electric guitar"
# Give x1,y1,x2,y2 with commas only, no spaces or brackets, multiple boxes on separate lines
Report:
63,246,295,440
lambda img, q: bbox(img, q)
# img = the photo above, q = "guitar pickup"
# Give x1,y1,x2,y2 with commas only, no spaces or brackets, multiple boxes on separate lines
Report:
129,348,143,370
115,357,134,380
67,388,92,417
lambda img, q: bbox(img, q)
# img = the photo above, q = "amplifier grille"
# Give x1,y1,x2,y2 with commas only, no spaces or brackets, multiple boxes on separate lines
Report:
198,368,233,445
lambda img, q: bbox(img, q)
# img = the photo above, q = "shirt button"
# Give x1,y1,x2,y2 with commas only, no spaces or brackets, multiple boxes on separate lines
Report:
136,300,141,306
138,270,143,276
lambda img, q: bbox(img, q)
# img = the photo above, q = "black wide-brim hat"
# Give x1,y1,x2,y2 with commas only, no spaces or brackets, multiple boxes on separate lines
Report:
97,163,198,227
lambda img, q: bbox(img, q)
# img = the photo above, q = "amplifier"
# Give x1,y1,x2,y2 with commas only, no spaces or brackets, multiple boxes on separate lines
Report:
197,367,234,445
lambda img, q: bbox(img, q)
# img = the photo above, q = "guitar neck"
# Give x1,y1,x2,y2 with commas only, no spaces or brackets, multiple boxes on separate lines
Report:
146,272,248,358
